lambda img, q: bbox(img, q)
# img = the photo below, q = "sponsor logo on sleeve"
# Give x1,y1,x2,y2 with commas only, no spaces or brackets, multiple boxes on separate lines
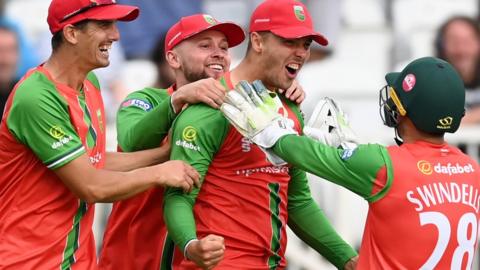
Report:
182,126,197,142
49,125,73,149
340,148,355,160
176,126,200,151
121,99,152,111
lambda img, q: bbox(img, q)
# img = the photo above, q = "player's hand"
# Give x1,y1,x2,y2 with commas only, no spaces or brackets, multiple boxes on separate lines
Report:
220,80,297,148
303,97,359,150
154,160,200,193
278,79,305,104
186,235,225,269
172,78,226,112
344,255,358,270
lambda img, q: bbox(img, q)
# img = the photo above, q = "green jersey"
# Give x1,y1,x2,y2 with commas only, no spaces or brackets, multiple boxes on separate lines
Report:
164,74,356,269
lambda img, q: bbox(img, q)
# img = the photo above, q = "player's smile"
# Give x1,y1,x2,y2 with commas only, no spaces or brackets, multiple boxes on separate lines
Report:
99,43,112,58
285,62,301,79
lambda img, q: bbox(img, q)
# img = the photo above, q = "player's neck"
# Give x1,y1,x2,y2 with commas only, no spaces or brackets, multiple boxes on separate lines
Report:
399,118,445,145
230,56,263,86
44,51,89,92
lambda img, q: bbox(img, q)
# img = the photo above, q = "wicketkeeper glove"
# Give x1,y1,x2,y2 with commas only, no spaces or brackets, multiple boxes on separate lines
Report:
303,97,359,150
220,80,298,165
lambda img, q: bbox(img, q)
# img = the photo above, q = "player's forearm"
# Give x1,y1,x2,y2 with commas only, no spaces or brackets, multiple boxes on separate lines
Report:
274,135,380,198
118,97,176,152
164,191,198,251
104,147,169,171
288,200,357,270
55,154,166,203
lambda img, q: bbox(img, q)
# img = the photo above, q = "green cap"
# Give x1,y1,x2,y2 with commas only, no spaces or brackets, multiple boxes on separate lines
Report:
385,57,465,134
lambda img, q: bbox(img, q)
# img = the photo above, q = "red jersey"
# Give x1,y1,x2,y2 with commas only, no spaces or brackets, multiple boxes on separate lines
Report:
0,66,106,269
358,141,480,269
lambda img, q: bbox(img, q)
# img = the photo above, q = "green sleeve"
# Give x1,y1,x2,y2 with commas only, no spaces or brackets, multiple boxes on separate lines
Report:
116,88,176,151
274,135,393,202
163,104,230,251
287,167,357,269
7,72,85,169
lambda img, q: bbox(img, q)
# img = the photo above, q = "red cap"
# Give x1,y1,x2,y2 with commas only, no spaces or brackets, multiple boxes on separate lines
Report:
165,14,245,52
47,0,139,34
249,0,328,46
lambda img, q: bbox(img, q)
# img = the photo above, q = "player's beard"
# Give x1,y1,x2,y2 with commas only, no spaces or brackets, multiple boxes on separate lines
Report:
182,63,210,83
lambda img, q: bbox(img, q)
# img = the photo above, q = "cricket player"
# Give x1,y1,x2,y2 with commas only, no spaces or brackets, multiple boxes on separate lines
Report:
98,14,245,270
224,57,480,269
0,0,200,269
164,0,358,269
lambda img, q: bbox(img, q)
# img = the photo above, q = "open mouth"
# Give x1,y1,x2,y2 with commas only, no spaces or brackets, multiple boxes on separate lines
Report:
207,63,224,72
285,63,300,77
99,44,111,57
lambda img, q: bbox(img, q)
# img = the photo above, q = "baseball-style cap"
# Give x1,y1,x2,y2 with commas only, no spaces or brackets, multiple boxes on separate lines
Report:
249,0,328,46
386,57,465,134
47,0,139,34
165,14,245,52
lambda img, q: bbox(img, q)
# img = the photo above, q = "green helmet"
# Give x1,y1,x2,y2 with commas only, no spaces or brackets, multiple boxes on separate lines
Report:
383,57,466,134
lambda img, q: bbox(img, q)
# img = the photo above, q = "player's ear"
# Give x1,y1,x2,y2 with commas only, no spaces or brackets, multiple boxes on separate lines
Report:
63,24,80,45
250,32,264,53
166,50,181,69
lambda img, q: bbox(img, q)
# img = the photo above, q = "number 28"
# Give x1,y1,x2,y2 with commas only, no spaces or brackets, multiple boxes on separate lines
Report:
420,212,477,270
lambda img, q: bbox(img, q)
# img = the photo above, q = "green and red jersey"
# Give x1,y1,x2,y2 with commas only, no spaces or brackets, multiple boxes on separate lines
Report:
0,66,106,269
273,135,480,269
98,86,184,270
164,73,356,269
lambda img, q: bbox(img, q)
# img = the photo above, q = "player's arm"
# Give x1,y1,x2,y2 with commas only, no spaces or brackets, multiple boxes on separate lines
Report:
117,89,176,152
55,155,198,203
274,135,392,201
163,104,229,268
7,84,198,203
287,167,357,269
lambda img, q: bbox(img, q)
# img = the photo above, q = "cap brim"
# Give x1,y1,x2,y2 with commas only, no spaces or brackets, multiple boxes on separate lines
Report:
385,72,400,86
74,4,139,23
270,26,328,46
207,22,246,48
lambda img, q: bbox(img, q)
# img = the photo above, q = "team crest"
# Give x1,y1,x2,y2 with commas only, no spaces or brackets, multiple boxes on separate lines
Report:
293,5,305,21
203,14,217,25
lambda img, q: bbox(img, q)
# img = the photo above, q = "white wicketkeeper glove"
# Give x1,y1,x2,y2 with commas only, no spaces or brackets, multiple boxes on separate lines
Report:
304,97,359,150
220,80,297,165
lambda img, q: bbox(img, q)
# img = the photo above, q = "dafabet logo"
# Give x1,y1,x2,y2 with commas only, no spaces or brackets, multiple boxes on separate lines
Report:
182,126,197,142
417,160,475,176
417,160,432,175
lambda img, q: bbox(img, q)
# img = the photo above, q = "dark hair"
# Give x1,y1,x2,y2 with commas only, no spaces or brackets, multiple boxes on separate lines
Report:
435,16,480,88
51,20,91,52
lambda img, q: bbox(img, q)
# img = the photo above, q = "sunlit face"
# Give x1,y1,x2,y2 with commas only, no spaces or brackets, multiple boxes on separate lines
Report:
75,20,120,69
258,33,312,90
0,29,18,86
174,30,230,83
443,20,480,82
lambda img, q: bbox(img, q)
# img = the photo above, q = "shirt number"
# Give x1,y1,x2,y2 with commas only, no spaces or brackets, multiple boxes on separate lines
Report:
419,212,477,270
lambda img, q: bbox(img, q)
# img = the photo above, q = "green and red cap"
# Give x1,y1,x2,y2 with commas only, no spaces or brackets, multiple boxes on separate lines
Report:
47,0,139,34
165,14,245,52
249,0,328,46
386,57,465,134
